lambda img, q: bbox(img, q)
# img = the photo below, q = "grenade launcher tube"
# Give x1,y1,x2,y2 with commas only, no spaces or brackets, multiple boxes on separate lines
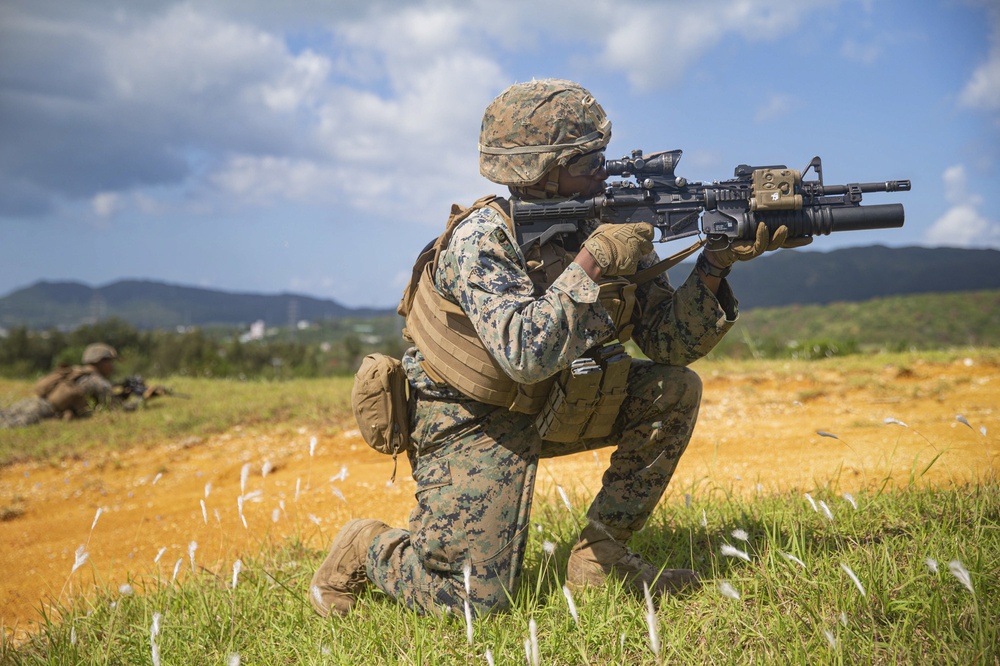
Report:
705,202,906,240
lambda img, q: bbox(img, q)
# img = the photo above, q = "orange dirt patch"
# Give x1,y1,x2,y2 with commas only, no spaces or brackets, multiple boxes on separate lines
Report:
1,356,996,641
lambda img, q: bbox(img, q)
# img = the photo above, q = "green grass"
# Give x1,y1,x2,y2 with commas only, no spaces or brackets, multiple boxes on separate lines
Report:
0,376,355,466
2,353,997,663
2,481,996,664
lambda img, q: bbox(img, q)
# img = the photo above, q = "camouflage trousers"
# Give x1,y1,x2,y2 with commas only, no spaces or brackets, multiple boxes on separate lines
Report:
366,360,702,616
0,397,55,429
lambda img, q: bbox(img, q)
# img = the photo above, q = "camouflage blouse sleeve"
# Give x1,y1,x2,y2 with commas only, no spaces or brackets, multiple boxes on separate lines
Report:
630,252,740,367
436,209,615,384
74,372,119,410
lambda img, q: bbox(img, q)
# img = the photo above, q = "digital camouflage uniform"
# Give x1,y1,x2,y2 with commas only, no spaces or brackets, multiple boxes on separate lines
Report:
0,365,117,429
0,397,56,428
366,207,738,615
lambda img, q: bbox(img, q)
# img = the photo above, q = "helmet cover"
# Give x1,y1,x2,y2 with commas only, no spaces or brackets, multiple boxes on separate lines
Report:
82,343,118,365
479,79,611,186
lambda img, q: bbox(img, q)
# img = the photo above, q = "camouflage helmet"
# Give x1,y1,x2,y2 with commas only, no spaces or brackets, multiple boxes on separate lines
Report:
479,79,612,186
82,343,118,365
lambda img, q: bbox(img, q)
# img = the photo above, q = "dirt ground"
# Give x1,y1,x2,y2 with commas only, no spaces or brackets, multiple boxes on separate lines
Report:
1,355,996,642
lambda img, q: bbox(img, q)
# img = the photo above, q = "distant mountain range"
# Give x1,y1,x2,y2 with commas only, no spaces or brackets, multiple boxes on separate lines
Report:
2,246,999,330
675,245,1000,309
0,279,389,330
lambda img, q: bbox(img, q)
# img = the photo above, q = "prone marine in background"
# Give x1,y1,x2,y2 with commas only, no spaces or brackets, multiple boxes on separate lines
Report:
0,343,171,429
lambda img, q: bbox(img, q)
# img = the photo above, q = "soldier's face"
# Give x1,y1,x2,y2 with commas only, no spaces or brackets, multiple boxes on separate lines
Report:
96,359,115,378
557,152,607,198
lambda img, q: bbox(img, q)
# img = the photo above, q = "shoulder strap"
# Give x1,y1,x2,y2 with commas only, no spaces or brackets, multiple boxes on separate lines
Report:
398,195,508,321
631,238,705,285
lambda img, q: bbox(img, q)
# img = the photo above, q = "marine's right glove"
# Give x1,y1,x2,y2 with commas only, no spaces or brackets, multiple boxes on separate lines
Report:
583,222,655,277
704,222,812,269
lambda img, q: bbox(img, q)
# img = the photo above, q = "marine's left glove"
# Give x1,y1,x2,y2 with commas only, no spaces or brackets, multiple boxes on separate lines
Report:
705,222,812,269
583,222,655,277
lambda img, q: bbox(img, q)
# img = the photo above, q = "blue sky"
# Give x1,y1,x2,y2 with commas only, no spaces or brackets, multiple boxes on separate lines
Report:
1,0,997,309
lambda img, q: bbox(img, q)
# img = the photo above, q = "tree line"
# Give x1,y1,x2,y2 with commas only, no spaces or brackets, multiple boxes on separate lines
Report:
0,317,407,380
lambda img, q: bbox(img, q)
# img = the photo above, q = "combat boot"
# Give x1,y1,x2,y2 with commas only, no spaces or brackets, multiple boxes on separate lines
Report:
310,518,390,617
566,523,700,596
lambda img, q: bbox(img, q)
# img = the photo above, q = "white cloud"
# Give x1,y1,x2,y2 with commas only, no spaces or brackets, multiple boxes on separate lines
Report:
960,53,1000,111
91,192,122,217
925,165,1000,247
0,0,833,221
959,5,1000,112
754,94,798,123
597,1,822,91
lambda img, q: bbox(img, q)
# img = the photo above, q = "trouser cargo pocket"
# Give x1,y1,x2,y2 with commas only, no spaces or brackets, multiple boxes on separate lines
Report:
410,459,469,574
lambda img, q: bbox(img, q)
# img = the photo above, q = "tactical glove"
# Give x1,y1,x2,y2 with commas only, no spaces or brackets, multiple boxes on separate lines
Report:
583,223,655,276
705,223,812,268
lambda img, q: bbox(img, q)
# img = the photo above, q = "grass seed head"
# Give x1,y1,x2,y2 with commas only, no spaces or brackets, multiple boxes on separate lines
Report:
819,500,834,521
311,585,323,607
562,585,579,625
557,485,573,513
529,617,539,666
718,581,740,600
643,581,660,656
840,563,866,597
780,551,806,568
722,544,751,562
71,545,89,574
948,559,974,594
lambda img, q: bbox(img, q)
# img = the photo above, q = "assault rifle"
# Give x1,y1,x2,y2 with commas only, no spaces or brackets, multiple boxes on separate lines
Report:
116,375,189,401
511,150,910,250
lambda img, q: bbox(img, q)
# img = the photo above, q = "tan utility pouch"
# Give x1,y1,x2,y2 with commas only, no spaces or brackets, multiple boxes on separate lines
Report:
580,344,631,439
352,354,411,480
534,343,632,442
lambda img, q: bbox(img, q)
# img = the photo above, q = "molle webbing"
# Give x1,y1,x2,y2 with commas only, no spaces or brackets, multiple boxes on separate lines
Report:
407,261,555,413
